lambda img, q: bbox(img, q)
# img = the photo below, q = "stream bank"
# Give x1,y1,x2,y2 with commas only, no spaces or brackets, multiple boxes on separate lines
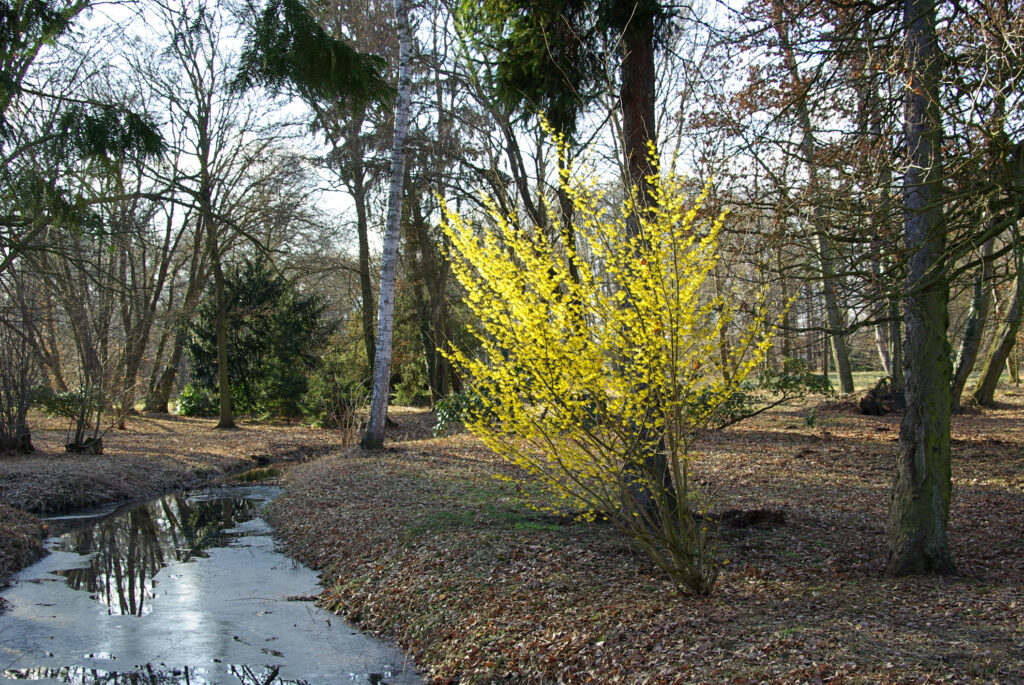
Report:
0,483,420,683
0,413,338,586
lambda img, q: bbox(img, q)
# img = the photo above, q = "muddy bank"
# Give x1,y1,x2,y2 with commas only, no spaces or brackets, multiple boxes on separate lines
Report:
0,413,337,586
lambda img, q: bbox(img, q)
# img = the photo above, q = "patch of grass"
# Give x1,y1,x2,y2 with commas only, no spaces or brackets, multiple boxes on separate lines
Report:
405,489,574,538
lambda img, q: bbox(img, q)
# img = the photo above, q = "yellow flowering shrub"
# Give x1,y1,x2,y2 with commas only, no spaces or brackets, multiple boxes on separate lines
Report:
439,146,774,594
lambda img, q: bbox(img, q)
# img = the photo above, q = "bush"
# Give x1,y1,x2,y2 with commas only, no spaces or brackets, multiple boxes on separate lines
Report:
432,388,494,437
393,358,430,406
758,357,833,396
33,385,92,419
441,140,776,595
300,336,368,443
175,383,220,417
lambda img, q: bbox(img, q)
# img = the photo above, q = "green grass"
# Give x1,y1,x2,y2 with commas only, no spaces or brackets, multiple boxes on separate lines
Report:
823,369,1022,394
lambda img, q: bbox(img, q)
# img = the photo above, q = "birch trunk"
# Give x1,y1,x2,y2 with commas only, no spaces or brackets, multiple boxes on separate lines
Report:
362,0,413,449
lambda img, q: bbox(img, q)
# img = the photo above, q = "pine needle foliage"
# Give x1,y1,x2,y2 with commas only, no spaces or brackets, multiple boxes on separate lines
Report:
440,143,775,594
235,0,393,109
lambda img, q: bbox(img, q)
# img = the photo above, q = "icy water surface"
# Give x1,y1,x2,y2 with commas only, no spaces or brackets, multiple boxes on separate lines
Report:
0,485,420,684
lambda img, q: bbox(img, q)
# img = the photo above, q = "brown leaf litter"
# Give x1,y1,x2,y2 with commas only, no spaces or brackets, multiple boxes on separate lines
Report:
268,404,1024,684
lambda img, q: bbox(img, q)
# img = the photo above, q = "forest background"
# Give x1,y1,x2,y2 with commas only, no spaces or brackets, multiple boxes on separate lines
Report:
0,0,1021,591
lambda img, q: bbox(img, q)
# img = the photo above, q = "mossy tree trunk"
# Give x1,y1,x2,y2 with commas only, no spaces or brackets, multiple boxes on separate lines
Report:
886,0,955,577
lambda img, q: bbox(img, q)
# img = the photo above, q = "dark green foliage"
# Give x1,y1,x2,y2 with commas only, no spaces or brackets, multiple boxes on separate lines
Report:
33,382,105,451
686,358,833,430
8,168,100,233
187,258,332,419
464,0,671,137
0,1,163,265
393,359,430,406
175,383,220,418
33,385,103,420
52,104,164,164
466,0,603,137
0,0,73,128
758,358,833,396
235,0,392,108
685,385,757,428
433,389,494,437
300,337,367,442
299,335,367,429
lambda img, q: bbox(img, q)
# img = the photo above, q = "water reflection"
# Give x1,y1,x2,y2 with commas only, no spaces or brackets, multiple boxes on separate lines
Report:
50,493,260,616
2,665,312,683
2,484,420,684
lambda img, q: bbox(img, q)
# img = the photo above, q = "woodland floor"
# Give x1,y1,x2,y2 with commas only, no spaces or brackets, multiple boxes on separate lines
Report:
0,412,336,585
1,400,1021,683
268,400,1024,684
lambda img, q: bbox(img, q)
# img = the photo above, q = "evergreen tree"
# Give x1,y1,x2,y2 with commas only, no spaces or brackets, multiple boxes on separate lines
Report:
186,258,331,419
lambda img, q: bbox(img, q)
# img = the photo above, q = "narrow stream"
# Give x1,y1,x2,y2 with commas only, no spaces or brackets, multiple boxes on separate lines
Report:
0,484,421,684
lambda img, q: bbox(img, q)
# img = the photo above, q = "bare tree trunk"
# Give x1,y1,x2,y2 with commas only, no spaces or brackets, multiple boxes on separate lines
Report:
778,248,792,363
951,237,995,409
362,0,413,449
886,0,955,577
771,0,855,394
354,169,376,373
618,5,675,520
871,254,894,377
208,238,233,429
888,287,905,390
145,332,186,413
201,185,233,428
971,250,1022,406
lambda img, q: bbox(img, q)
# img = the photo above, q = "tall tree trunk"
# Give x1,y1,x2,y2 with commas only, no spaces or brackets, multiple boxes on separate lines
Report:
144,238,206,413
778,248,792,363
145,332,186,414
345,109,377,374
619,4,673,519
409,192,451,404
886,0,955,577
354,170,376,373
818,251,854,392
888,280,905,390
951,237,995,409
207,233,233,429
362,0,413,449
971,248,1023,406
771,0,855,394
620,11,657,210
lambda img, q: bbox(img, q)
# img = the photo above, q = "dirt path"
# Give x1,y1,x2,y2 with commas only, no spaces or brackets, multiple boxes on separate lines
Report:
0,413,339,585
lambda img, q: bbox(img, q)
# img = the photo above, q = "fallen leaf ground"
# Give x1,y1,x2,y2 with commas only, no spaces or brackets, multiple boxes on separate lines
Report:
1,401,1020,682
268,402,1024,684
0,412,336,586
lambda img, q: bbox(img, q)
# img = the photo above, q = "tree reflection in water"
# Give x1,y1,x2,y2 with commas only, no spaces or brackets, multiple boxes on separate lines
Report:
1,665,309,683
52,493,260,616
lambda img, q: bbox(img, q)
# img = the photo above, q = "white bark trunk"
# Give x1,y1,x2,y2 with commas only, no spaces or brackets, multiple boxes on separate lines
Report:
362,0,413,449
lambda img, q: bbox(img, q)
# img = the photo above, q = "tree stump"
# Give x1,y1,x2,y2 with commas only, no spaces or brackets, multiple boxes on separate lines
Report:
859,377,905,415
